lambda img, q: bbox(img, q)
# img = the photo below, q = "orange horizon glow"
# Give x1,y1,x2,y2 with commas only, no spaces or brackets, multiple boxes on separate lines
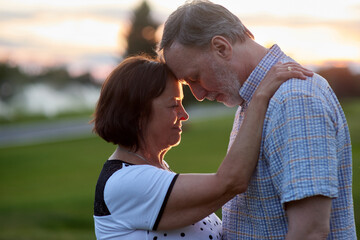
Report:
0,0,359,79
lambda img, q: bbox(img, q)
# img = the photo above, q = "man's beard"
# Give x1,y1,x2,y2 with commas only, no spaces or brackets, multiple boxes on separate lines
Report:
212,63,242,107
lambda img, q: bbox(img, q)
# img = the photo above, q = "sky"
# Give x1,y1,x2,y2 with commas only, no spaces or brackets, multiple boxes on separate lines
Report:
0,0,359,80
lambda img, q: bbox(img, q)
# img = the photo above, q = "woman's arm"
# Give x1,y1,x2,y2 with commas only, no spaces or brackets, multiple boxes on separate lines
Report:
157,62,313,230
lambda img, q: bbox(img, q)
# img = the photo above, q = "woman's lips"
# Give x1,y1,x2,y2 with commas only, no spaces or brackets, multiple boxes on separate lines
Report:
173,125,182,132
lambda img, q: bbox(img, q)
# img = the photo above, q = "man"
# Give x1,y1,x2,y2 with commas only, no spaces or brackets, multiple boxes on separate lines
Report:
158,0,356,239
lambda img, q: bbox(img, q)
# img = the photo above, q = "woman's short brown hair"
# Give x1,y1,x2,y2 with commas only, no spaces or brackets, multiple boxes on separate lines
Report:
92,55,176,150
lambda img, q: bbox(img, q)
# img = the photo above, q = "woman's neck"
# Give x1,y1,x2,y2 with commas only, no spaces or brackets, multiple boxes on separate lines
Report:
113,145,169,170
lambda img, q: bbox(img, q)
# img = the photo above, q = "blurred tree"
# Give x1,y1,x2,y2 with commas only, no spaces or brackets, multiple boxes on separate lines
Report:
73,72,97,86
36,67,96,88
318,67,360,98
0,62,32,101
36,67,72,89
123,1,199,106
125,0,159,57
0,61,97,103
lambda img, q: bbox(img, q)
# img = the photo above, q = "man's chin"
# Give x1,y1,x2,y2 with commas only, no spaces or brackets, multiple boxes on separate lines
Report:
222,101,237,108
219,94,244,107
218,97,239,107
210,94,240,107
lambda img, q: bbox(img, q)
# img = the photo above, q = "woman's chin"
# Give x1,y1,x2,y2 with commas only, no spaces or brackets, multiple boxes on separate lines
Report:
168,136,182,148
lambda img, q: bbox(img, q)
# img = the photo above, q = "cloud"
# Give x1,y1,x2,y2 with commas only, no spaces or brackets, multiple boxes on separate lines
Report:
243,14,360,42
87,8,130,21
0,4,130,23
0,36,50,50
330,20,360,42
0,38,25,48
68,53,120,80
351,4,360,14
0,10,36,21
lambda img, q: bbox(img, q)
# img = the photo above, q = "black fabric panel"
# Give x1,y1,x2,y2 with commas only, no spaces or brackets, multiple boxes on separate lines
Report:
94,160,125,216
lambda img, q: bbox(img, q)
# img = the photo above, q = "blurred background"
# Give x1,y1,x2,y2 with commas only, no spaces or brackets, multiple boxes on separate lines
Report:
0,0,359,239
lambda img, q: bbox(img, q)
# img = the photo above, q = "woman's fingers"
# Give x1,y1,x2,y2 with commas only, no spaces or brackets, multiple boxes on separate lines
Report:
282,62,314,78
255,62,313,99
269,62,313,81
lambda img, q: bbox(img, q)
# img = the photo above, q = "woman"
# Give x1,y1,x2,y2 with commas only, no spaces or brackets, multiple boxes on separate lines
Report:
92,55,311,239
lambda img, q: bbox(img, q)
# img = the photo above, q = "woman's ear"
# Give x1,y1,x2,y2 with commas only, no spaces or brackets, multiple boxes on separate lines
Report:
210,36,232,60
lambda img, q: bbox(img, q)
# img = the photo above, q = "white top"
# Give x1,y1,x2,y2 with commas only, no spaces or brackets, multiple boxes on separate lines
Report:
94,160,222,240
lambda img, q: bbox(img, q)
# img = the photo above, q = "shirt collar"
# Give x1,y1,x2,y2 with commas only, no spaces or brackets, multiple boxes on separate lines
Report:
238,44,288,104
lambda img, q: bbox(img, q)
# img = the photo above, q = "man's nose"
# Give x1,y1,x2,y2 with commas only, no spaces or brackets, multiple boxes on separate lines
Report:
188,84,207,101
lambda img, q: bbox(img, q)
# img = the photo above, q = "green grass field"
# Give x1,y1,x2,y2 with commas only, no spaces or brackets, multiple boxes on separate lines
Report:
0,99,359,239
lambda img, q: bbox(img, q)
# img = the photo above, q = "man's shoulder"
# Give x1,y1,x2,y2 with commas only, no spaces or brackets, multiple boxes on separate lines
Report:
272,73,330,102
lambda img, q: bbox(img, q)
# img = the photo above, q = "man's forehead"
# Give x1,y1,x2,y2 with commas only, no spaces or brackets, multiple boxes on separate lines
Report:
164,44,198,79
165,42,200,60
165,43,185,61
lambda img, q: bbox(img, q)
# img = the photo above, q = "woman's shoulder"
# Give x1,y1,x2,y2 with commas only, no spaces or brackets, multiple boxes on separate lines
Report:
102,159,164,182
104,161,177,203
107,160,175,182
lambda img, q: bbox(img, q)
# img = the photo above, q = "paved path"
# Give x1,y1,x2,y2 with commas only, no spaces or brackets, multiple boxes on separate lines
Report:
0,105,236,148
0,117,93,148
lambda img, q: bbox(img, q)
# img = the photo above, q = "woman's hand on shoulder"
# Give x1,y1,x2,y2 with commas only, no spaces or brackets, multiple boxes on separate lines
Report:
254,62,313,101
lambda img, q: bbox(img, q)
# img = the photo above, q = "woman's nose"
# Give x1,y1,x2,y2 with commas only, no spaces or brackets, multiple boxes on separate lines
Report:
179,105,189,121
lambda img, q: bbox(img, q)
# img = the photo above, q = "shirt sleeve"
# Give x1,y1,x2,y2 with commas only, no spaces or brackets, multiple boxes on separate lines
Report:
264,86,339,205
104,165,178,231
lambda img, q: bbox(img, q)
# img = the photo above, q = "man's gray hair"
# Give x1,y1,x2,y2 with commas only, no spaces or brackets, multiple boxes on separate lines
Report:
157,0,254,54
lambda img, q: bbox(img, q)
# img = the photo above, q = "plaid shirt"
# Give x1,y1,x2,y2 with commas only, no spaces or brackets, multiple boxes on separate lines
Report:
222,45,356,239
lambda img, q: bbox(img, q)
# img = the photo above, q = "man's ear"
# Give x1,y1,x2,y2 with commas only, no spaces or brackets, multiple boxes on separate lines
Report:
210,36,232,60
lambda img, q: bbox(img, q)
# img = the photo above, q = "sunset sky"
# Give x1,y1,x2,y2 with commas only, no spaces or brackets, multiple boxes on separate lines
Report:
0,0,359,80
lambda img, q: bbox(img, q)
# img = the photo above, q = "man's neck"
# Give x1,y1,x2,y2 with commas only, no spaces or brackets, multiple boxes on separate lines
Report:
234,39,269,85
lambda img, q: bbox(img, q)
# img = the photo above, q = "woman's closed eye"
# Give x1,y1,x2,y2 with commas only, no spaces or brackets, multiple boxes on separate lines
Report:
169,101,180,108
